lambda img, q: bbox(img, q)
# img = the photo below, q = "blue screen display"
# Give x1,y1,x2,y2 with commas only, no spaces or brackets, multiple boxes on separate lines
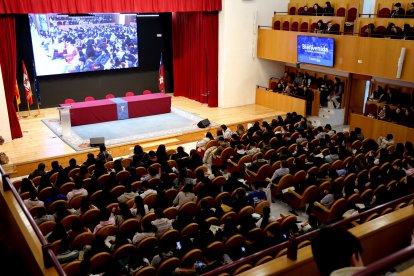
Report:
297,36,334,67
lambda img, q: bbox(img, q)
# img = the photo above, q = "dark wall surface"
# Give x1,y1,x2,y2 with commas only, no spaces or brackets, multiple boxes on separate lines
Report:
15,13,173,109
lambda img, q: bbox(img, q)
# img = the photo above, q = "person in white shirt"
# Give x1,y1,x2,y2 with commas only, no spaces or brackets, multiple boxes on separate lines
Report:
270,160,290,182
139,181,157,199
378,134,395,149
246,142,261,156
24,189,45,209
173,184,197,207
117,182,137,203
151,208,173,236
67,179,88,200
132,220,157,244
93,208,116,234
130,196,149,220
221,124,233,140
196,132,214,149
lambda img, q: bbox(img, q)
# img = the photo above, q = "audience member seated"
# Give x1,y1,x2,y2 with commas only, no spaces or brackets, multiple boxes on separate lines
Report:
311,227,364,276
173,184,197,207
403,23,414,40
151,208,173,236
29,162,46,179
56,238,79,265
130,196,149,220
247,182,267,206
93,208,115,234
384,23,402,39
378,105,392,121
64,158,80,174
67,179,88,200
313,3,324,16
378,134,395,149
390,2,405,18
299,5,311,16
132,220,156,245
323,1,334,16
96,145,113,163
24,189,44,209
407,2,414,18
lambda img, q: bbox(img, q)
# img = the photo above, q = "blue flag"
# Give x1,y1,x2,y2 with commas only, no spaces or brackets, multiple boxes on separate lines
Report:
33,61,41,105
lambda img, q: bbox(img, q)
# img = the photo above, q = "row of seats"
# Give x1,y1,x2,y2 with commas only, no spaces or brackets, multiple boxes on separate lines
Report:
63,90,153,104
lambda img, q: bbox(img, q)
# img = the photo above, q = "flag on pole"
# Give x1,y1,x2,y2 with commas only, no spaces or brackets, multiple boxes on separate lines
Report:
14,80,21,105
158,52,165,93
33,61,41,105
22,61,33,105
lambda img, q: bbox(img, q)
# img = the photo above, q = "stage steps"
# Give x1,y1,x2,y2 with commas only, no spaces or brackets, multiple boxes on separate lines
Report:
308,107,345,127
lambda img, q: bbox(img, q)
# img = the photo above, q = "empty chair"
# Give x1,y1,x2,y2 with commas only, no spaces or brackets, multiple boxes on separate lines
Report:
105,94,115,99
64,98,75,104
125,91,135,97
142,90,152,95
84,96,95,102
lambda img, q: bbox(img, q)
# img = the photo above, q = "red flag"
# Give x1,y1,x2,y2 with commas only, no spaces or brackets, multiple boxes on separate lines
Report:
158,53,165,93
22,61,33,105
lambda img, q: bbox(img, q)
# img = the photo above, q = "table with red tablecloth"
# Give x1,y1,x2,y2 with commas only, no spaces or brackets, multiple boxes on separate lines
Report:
60,93,171,126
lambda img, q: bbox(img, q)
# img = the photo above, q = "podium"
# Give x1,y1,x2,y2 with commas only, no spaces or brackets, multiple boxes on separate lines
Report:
58,106,72,137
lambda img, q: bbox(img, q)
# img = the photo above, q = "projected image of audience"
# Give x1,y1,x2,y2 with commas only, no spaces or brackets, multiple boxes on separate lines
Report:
29,13,139,76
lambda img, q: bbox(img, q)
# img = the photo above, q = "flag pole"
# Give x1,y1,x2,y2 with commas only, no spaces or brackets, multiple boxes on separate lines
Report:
16,102,21,118
27,101,31,117
35,102,40,117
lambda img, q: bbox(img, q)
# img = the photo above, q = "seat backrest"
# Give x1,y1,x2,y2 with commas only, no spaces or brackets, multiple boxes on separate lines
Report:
289,6,296,15
84,96,95,102
300,22,309,32
274,20,281,30
378,8,391,18
105,94,115,99
282,21,290,31
64,98,75,104
291,21,299,32
337,7,346,17
143,90,152,95
347,7,357,21
125,91,135,97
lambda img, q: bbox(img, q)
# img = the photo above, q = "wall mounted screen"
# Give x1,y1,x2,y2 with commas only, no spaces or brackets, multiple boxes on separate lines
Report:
29,13,138,76
297,35,334,67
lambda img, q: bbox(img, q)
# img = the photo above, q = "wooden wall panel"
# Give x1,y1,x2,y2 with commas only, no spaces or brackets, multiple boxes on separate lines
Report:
257,29,414,82
349,113,414,143
256,88,306,117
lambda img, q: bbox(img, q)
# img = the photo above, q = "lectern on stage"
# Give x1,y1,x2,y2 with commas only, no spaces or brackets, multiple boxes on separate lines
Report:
58,106,72,137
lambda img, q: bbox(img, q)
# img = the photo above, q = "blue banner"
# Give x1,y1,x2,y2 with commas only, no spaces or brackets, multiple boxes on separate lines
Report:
110,98,129,120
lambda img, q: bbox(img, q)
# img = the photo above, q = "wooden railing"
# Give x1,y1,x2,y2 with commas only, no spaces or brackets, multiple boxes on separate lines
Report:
0,165,64,276
353,244,414,276
203,192,414,275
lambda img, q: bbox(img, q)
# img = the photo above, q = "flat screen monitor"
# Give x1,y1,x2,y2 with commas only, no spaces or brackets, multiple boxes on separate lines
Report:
28,13,139,76
297,35,334,67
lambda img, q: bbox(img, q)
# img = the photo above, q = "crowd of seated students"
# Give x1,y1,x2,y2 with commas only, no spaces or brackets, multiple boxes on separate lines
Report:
368,85,414,127
313,20,339,34
13,116,414,275
272,71,344,110
296,2,335,16
363,22,414,39
386,2,414,18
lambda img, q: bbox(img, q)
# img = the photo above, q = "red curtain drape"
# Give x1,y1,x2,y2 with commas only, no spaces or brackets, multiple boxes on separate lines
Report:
0,0,221,14
172,12,218,107
0,16,22,139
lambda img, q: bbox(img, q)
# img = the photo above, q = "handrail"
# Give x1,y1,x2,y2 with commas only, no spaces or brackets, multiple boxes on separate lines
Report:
257,85,306,101
203,191,414,275
0,165,65,275
258,26,414,39
353,244,414,276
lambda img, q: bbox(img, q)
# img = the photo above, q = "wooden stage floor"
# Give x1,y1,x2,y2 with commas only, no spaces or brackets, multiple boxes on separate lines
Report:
3,95,284,177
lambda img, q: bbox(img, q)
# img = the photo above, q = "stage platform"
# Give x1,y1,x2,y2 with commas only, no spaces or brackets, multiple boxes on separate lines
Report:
3,95,284,177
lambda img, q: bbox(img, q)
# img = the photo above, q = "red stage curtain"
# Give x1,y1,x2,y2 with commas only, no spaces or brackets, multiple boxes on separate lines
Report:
172,12,218,107
0,16,22,139
0,0,221,14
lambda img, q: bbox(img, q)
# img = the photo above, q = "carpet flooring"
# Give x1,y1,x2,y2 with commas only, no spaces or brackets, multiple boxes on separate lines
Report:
42,107,216,151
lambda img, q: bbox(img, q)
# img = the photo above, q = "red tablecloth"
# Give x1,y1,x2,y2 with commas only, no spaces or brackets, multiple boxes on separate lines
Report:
60,93,171,126
121,93,171,118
